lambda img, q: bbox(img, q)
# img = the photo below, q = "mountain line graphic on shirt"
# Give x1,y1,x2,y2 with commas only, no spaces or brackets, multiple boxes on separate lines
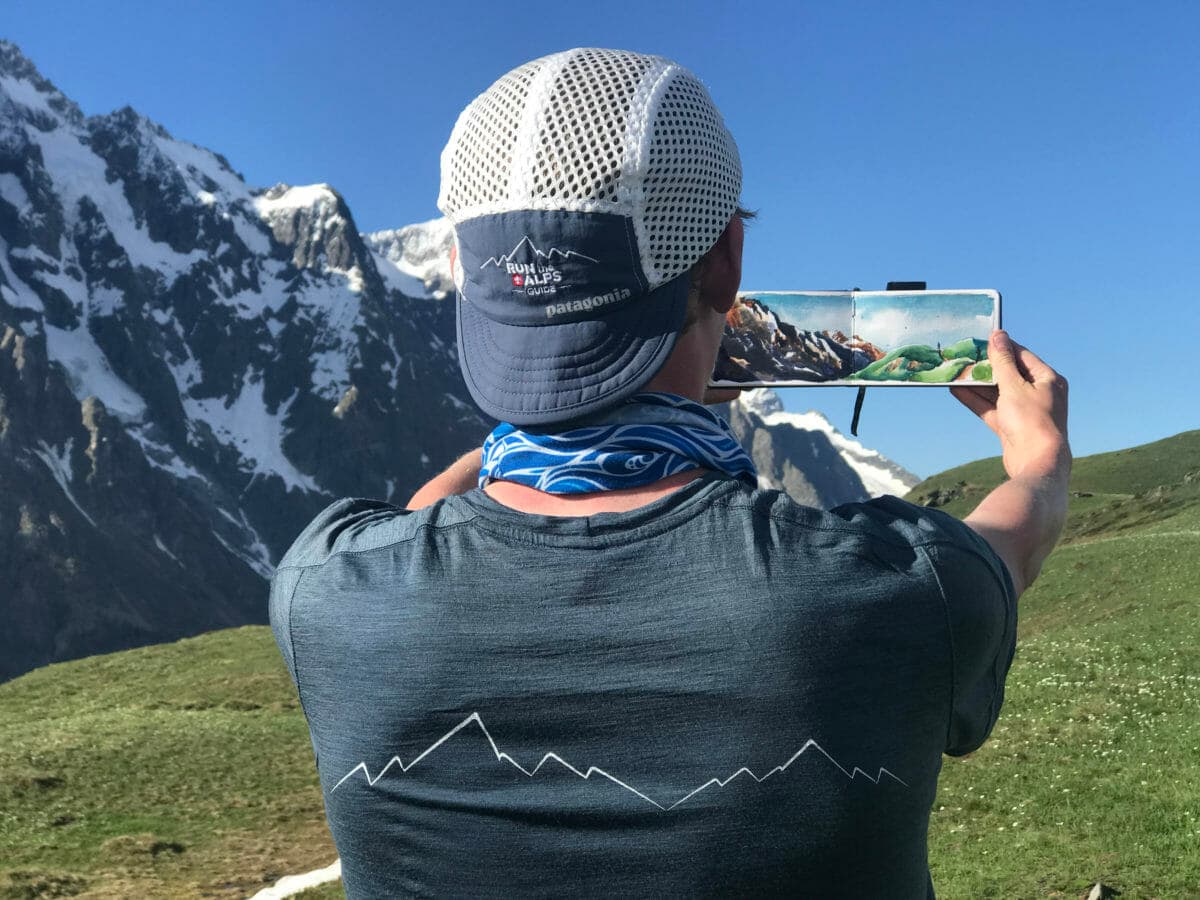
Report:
331,712,908,810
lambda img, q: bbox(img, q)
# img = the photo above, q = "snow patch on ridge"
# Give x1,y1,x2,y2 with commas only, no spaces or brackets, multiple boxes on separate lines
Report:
736,389,919,498
365,217,454,299
151,131,248,201
0,171,29,211
0,248,43,311
153,533,182,565
33,439,96,527
253,182,339,215
31,125,205,275
182,370,319,494
0,74,56,116
43,323,148,422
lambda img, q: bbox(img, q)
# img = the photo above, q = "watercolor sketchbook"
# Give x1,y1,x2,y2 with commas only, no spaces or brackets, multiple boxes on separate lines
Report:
710,289,1001,388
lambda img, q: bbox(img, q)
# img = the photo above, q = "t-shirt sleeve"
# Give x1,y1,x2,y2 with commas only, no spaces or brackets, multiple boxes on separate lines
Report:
269,497,401,686
269,566,304,685
922,525,1018,756
827,496,1018,755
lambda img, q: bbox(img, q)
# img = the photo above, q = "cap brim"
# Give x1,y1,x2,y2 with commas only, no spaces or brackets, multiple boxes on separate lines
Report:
456,274,689,426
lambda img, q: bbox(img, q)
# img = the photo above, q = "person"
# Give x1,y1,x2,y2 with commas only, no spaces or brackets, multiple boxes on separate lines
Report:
270,48,1070,899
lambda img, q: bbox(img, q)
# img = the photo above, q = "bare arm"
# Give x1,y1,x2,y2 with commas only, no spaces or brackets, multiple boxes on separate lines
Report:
950,330,1071,597
406,448,483,510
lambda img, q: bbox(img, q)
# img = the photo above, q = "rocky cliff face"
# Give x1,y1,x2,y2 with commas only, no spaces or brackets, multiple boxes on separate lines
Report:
0,41,916,681
716,390,918,506
0,41,488,680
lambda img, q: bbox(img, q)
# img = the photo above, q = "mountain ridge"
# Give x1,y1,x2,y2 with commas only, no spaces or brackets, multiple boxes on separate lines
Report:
0,38,916,681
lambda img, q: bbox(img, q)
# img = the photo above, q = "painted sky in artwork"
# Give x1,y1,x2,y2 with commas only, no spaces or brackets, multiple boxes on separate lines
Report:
853,292,997,350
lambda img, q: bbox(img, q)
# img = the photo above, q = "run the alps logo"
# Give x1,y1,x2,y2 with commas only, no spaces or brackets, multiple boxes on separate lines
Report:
480,236,599,298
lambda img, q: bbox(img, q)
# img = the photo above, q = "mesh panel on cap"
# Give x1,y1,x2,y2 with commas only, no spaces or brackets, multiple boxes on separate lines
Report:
528,49,656,204
439,49,741,287
641,70,742,283
438,59,540,214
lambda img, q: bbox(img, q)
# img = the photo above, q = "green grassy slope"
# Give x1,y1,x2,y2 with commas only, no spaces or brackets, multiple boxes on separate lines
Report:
2,431,1197,898
911,430,1200,897
0,628,335,899
908,429,1200,539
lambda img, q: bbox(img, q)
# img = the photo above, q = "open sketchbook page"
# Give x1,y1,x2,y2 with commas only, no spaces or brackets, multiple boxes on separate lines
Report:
711,290,1000,387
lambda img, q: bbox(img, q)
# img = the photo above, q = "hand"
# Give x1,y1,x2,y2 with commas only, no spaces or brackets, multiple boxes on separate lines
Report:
951,330,1070,479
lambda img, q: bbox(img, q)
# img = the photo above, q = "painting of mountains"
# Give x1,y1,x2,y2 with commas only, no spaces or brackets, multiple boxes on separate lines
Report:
712,290,1000,387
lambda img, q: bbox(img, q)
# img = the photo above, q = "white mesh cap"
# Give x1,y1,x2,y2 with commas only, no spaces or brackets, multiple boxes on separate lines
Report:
438,48,742,287
438,49,742,426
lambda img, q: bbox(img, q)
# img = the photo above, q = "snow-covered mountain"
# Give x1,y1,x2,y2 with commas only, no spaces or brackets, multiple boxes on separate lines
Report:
728,390,917,502
0,40,488,680
0,40,916,681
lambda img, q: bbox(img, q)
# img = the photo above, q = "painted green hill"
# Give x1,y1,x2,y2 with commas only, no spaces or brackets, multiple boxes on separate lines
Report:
854,340,991,383
855,343,945,381
940,337,989,361
1,430,1197,898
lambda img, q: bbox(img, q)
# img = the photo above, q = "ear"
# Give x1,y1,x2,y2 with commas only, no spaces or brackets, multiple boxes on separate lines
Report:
700,215,744,314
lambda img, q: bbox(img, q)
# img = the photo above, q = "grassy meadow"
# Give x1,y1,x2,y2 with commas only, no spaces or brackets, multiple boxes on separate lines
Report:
1,431,1197,898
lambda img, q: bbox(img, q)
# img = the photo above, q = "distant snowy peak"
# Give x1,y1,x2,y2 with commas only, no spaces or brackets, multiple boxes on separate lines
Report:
254,182,373,281
737,387,786,418
365,218,454,299
0,40,83,126
735,389,919,498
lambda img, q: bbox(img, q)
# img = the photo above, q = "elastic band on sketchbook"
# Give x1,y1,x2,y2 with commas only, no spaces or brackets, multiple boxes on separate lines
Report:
851,386,866,436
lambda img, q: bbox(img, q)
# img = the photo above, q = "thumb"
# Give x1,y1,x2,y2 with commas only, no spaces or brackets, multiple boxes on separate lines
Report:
988,330,1023,386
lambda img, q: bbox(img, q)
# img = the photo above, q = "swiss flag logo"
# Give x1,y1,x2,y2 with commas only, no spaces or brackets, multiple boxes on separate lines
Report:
511,274,524,287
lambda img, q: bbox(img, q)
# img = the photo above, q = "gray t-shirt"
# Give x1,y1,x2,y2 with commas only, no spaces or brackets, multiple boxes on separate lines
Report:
270,473,1016,899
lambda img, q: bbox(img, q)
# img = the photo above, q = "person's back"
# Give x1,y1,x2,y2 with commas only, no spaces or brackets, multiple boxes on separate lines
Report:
273,475,1015,897
271,47,1070,898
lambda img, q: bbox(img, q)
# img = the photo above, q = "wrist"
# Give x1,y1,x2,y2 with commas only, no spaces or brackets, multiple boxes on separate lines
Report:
1006,437,1071,481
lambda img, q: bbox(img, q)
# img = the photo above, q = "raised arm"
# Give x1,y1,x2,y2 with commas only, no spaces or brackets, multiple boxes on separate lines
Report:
406,447,483,510
950,330,1071,597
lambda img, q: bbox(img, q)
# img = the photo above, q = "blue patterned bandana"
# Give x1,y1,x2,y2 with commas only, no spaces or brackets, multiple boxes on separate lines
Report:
478,393,758,494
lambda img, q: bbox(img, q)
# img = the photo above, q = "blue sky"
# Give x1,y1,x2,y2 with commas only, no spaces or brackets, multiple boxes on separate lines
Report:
5,0,1198,477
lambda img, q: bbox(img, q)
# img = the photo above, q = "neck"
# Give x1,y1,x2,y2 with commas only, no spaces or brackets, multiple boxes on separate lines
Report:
481,316,729,514
640,321,721,401
483,468,712,515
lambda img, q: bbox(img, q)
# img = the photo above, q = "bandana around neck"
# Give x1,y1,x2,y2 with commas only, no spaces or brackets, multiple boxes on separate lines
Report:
478,393,758,494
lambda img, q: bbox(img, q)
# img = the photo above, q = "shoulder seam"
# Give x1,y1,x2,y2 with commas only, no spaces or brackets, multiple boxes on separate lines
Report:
275,517,483,570
918,544,958,752
285,568,316,728
742,504,999,554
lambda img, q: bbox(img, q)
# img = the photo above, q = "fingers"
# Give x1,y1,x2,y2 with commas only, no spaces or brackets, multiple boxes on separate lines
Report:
951,385,999,430
1012,342,1061,384
988,330,1023,387
991,330,1067,388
